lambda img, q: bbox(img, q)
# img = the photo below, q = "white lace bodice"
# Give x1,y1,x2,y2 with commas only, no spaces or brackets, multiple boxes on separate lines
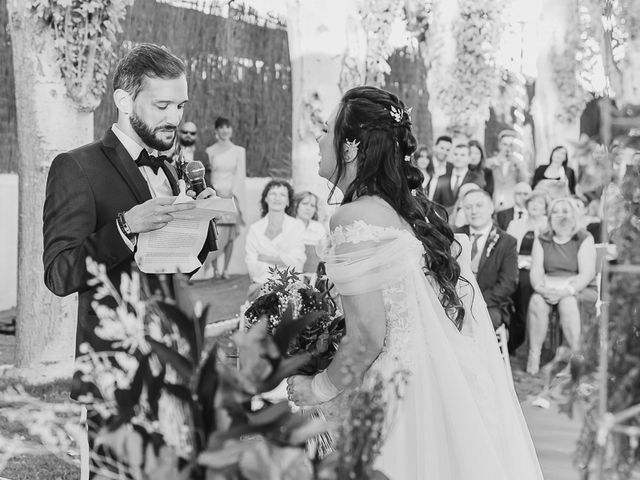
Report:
322,221,424,368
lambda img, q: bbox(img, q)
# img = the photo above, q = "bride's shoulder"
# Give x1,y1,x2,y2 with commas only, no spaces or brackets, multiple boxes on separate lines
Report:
329,197,399,232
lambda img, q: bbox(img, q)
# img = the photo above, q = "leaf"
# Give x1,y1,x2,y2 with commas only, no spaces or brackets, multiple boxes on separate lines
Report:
147,337,194,382
287,418,328,446
198,437,263,469
259,354,312,392
246,401,290,427
272,311,324,355
196,345,219,437
153,302,200,363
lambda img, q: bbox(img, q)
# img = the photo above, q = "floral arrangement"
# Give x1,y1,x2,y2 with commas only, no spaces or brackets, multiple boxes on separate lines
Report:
1,258,405,479
484,226,500,258
549,26,589,125
437,0,505,136
29,0,133,111
551,161,640,477
357,0,403,87
243,266,346,376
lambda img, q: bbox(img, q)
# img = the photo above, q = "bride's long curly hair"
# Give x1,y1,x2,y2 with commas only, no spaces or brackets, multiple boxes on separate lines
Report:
331,86,465,328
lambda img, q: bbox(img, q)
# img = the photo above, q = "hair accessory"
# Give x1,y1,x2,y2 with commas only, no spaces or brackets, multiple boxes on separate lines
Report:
344,139,360,161
404,155,411,162
405,107,413,122
389,106,403,123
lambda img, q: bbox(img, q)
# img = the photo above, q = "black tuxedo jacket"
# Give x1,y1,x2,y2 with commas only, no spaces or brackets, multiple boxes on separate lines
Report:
43,129,214,397
456,225,518,320
495,207,514,231
433,169,483,209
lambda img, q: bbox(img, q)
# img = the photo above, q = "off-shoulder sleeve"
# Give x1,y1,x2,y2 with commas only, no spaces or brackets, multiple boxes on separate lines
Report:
320,222,424,296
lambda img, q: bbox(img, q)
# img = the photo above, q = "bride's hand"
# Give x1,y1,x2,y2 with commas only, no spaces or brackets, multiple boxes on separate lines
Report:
286,375,316,406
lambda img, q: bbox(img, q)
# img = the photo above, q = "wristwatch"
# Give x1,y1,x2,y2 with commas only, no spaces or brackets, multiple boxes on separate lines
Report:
117,212,135,240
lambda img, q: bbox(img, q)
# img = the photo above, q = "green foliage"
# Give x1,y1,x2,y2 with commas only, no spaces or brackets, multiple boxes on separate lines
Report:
571,165,640,477
29,0,132,111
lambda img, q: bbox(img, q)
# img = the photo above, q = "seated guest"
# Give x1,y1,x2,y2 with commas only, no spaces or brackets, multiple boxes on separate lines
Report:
505,191,549,353
458,189,518,330
468,139,494,196
245,180,306,293
526,198,597,374
532,145,576,198
433,143,483,215
293,191,327,273
496,182,532,231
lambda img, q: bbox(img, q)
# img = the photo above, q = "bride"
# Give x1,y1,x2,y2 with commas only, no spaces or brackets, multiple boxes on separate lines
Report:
287,86,543,479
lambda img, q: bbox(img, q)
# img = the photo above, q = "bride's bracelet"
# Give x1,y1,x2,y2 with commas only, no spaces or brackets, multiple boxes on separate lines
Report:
311,370,342,403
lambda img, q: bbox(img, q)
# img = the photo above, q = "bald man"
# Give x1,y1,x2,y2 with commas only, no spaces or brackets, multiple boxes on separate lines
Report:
496,182,532,231
177,121,211,181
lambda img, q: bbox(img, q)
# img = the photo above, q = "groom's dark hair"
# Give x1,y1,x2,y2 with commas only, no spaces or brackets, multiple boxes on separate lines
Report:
113,43,186,99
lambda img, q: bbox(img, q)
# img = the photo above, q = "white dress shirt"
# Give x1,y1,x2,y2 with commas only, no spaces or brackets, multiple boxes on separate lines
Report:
111,124,174,249
469,223,493,273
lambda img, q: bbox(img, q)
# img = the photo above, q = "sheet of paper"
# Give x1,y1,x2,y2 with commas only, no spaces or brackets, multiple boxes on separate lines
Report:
134,196,236,274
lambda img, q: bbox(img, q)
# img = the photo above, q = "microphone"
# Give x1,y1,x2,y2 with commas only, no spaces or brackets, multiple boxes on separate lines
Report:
184,160,218,252
185,161,207,195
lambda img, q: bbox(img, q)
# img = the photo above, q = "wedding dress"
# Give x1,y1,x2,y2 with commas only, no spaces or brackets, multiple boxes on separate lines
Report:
320,219,543,480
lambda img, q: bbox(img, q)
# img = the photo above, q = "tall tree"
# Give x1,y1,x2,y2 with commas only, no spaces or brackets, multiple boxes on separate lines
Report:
7,0,129,380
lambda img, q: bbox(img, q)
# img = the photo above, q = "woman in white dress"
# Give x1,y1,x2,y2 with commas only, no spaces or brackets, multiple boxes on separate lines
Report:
245,179,306,298
287,86,543,479
206,117,246,279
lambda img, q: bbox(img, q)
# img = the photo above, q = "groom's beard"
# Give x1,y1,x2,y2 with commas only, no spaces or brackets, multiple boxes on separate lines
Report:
130,112,176,151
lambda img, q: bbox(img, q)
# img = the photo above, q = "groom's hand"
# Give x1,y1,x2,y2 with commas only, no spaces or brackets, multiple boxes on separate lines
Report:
124,197,195,233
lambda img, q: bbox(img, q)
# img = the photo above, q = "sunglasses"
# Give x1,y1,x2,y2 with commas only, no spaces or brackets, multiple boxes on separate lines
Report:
180,130,197,135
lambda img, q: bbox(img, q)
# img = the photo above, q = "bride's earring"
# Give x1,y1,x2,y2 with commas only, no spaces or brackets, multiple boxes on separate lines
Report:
344,139,360,163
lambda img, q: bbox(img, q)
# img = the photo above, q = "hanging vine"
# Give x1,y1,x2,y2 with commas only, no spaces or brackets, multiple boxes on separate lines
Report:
358,0,403,87
437,0,505,136
29,0,133,112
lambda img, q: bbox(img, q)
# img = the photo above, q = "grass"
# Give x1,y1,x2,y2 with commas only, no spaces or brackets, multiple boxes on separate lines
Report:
0,377,79,480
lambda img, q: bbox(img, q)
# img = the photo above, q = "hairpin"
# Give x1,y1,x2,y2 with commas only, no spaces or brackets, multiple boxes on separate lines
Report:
405,107,413,122
404,155,411,162
344,139,360,161
389,106,403,123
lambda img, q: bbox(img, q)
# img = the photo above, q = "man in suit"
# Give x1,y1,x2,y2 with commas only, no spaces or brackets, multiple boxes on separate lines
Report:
43,43,216,401
433,143,482,215
458,189,518,330
176,120,212,181
426,135,453,199
495,182,532,230
486,129,530,211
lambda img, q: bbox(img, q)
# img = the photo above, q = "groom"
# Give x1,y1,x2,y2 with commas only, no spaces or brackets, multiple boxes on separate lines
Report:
43,43,216,400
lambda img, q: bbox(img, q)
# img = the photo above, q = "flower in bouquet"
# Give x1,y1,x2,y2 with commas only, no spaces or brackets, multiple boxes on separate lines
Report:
243,267,345,376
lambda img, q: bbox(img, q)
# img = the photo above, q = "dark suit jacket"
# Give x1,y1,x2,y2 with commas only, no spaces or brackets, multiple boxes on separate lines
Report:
456,225,518,323
43,129,214,397
433,169,483,210
495,207,514,231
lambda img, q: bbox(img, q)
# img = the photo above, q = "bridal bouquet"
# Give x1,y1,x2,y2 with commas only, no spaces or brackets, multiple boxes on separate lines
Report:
242,266,345,376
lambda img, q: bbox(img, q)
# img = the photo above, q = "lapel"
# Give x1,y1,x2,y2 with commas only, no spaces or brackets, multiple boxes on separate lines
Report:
477,225,499,274
101,129,152,204
160,162,180,195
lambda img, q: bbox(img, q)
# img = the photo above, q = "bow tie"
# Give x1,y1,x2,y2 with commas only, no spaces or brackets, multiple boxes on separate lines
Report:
137,150,169,174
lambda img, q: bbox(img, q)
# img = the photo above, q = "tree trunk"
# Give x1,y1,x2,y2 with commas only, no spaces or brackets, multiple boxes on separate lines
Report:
8,1,92,381
286,0,365,201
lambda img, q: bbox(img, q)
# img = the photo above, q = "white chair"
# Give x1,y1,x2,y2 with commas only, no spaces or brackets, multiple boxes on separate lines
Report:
496,324,513,380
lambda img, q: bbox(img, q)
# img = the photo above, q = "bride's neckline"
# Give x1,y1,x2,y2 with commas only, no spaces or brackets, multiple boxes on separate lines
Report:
348,195,415,235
